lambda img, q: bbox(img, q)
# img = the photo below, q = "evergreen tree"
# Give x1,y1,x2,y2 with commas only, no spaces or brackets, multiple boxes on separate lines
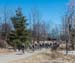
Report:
8,8,29,48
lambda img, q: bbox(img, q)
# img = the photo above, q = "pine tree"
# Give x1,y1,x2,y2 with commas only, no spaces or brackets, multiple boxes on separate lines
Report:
8,8,29,48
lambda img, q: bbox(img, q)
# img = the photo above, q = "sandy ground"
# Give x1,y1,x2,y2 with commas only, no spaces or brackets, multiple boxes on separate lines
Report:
12,50,75,63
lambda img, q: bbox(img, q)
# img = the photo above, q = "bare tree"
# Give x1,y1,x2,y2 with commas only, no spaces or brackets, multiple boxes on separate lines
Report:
29,8,49,48
62,0,75,54
1,5,12,41
30,8,41,45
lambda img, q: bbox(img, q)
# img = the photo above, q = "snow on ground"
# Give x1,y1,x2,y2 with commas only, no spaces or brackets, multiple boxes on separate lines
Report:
59,50,75,55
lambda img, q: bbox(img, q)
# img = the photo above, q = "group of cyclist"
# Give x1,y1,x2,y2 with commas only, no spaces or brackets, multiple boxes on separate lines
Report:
16,41,59,54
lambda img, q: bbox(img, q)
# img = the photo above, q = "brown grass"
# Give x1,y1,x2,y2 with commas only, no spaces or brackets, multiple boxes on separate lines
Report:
0,48,15,54
12,50,75,63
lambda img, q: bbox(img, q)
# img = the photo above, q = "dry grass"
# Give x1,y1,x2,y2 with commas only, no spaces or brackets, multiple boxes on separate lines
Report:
0,48,15,54
12,50,75,63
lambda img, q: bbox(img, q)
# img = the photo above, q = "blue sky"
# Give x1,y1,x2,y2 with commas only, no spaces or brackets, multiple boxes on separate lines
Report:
0,0,70,30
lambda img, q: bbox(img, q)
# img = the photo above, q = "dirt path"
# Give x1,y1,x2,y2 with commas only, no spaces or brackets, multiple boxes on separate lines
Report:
12,50,75,63
0,49,47,63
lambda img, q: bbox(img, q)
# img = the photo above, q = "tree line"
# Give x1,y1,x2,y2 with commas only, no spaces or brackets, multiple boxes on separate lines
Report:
0,0,75,52
0,7,50,48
